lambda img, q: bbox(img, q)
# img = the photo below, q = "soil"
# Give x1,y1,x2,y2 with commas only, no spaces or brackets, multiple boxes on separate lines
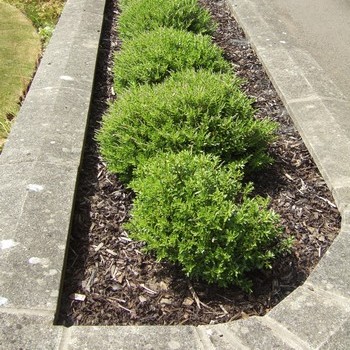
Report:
57,0,341,326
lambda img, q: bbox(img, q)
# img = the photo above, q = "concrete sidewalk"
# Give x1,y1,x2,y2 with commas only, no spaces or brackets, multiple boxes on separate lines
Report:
227,0,350,214
238,0,350,97
0,0,350,348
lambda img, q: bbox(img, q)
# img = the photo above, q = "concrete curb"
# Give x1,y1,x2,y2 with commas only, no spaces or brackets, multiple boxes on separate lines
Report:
1,0,349,348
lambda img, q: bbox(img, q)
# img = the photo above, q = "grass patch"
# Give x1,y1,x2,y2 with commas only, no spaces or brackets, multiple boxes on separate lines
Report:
0,0,65,150
4,0,65,44
0,1,41,150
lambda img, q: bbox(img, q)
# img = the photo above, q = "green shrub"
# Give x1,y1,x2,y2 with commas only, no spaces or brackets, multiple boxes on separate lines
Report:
118,0,215,40
113,27,231,93
97,69,276,182
125,151,286,290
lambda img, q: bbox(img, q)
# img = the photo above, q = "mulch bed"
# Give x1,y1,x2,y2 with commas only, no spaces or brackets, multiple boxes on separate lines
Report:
57,0,340,326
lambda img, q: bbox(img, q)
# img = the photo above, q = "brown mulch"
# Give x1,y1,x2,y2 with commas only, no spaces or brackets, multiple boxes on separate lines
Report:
56,0,341,326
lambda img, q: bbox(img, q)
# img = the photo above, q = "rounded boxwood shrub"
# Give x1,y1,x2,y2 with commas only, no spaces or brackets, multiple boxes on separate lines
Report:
118,0,215,40
113,27,231,92
97,69,277,182
125,150,286,290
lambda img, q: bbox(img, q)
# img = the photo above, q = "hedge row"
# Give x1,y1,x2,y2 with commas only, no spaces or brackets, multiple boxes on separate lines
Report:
97,0,291,291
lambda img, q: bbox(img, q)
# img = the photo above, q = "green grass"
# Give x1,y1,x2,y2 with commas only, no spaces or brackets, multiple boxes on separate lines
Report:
0,0,65,151
4,0,65,44
0,1,41,150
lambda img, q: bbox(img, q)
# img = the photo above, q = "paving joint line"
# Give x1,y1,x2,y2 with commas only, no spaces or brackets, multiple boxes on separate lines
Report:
0,307,54,317
263,316,311,350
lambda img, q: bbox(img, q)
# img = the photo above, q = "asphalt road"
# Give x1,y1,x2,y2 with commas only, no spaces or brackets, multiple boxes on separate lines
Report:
263,0,350,97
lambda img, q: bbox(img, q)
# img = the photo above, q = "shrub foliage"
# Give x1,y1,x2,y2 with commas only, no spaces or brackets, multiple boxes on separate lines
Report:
98,69,277,182
97,0,289,290
126,151,286,290
113,27,231,92
118,0,216,40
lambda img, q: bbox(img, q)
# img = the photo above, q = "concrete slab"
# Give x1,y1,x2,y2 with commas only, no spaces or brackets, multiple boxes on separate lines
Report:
226,0,350,216
320,317,350,350
59,0,106,16
253,46,345,103
67,325,204,350
285,99,350,211
0,311,63,350
0,86,90,166
267,285,350,349
0,162,78,310
201,317,300,350
31,14,103,92
0,0,104,164
227,0,350,98
307,226,350,299
0,162,35,232
225,1,346,103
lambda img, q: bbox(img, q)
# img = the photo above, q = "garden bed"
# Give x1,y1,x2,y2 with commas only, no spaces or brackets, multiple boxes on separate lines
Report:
57,0,340,326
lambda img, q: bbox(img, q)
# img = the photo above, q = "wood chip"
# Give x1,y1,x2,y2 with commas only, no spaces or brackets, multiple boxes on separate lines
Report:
188,282,201,310
139,295,148,303
182,297,194,306
94,242,104,252
106,249,117,256
70,293,86,302
140,284,157,295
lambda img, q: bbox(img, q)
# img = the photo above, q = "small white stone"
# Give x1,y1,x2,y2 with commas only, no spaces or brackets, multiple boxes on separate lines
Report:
29,257,50,267
60,75,74,81
167,341,181,350
206,329,213,336
26,184,44,192
29,257,42,264
240,326,249,335
280,40,286,44
45,269,58,276
0,239,19,250
0,296,8,306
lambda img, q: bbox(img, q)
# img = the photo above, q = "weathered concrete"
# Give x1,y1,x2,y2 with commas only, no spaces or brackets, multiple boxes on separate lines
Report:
0,162,77,310
320,317,350,350
0,311,63,350
268,285,350,348
0,87,91,165
201,318,300,349
307,217,350,299
226,0,350,214
67,326,205,350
